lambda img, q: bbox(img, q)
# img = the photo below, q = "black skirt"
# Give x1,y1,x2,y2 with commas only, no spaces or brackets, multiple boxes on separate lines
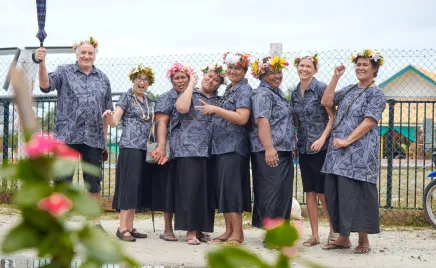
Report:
174,157,215,232
324,174,380,236
251,151,294,229
212,153,252,213
112,148,152,211
150,160,176,213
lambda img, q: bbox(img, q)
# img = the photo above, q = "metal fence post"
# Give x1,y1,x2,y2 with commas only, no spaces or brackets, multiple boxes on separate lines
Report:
2,100,9,164
386,99,396,208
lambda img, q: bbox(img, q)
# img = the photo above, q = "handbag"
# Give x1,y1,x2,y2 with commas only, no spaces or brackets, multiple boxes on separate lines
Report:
146,106,172,164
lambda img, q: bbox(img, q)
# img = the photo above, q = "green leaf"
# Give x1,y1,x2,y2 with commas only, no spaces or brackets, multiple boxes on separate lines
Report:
52,158,79,178
80,161,101,178
207,247,270,268
265,221,299,248
78,226,124,264
0,164,17,179
275,253,290,268
14,183,51,206
22,207,63,232
79,261,101,268
62,185,101,217
1,222,40,253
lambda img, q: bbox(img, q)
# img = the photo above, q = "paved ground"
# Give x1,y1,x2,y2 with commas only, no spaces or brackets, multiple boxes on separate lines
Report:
0,208,435,268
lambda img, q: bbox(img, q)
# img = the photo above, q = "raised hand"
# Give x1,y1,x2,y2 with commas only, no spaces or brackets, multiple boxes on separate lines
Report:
334,64,346,78
35,47,47,62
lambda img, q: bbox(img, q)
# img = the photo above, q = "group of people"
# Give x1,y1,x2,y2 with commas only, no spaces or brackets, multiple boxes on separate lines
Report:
35,38,386,254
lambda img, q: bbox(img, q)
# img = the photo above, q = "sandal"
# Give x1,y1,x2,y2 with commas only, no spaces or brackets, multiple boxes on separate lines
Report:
322,243,351,250
327,232,338,244
130,228,147,239
354,246,371,254
159,233,178,242
197,235,211,243
116,228,136,242
224,239,246,246
187,237,201,245
303,236,320,247
208,237,227,245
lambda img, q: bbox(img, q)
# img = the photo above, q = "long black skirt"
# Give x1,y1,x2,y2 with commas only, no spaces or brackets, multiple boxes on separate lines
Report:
112,148,152,211
150,160,176,213
251,151,294,228
212,153,252,213
174,157,215,232
324,174,380,236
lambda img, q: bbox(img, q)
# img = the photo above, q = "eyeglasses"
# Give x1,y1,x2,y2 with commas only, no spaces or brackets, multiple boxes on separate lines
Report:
135,78,149,83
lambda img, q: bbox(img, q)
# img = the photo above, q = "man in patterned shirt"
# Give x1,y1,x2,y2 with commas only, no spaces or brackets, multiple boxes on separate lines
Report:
35,37,113,232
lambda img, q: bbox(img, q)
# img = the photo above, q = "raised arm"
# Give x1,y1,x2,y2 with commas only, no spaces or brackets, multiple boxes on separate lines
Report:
35,48,50,91
176,73,198,113
321,65,345,108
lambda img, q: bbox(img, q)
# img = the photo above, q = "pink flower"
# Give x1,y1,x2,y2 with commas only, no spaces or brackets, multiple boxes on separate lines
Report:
38,192,73,217
263,217,285,230
24,133,81,160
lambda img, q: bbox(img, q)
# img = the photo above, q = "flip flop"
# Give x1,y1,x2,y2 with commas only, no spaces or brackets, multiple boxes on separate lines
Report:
223,239,246,246
159,233,178,242
197,235,211,243
208,237,227,245
354,246,371,254
187,237,201,245
322,244,351,250
327,232,338,244
303,236,320,247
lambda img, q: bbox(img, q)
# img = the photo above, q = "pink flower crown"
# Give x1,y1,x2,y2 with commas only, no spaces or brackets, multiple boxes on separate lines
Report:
72,36,98,52
166,63,194,80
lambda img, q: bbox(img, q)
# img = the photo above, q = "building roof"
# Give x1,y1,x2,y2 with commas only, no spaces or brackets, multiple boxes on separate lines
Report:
380,65,436,88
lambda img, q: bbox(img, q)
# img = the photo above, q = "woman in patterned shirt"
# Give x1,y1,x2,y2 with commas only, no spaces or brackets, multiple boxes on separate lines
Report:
174,65,225,245
321,49,386,254
249,56,296,242
196,53,252,246
103,65,155,242
291,54,337,246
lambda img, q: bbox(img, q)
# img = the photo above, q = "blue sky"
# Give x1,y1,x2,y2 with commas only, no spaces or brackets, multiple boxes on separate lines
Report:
1,0,435,57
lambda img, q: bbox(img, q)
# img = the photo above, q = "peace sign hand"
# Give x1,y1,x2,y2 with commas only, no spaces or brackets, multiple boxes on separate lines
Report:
195,99,217,115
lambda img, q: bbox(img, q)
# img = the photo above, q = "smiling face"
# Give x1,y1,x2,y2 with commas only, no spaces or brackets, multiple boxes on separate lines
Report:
201,71,222,94
76,43,96,70
226,64,247,84
171,71,190,92
355,57,378,82
133,74,149,95
263,70,283,89
297,58,317,81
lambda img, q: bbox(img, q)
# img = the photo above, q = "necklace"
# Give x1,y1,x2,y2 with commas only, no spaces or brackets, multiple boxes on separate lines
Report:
332,80,375,130
134,93,150,121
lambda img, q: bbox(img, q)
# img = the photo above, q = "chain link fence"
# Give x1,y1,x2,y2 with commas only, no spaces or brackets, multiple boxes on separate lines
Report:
1,48,435,223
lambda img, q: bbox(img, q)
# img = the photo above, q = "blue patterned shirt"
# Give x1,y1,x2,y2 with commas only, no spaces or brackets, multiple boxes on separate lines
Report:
211,79,252,157
41,62,113,150
321,85,387,184
292,78,329,154
172,88,219,158
154,88,181,154
250,80,296,153
117,89,153,151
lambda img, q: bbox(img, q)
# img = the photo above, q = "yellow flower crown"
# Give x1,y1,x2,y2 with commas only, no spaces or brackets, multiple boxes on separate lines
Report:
350,49,384,66
129,65,155,85
72,37,99,52
251,56,289,79
294,53,319,67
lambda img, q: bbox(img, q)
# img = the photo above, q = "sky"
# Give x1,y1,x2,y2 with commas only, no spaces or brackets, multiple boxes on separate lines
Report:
1,0,435,57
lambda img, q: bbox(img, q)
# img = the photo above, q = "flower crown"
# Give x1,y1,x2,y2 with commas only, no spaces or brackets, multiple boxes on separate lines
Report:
128,65,155,85
350,49,384,66
166,63,194,80
72,37,99,51
294,53,319,67
201,64,226,77
251,56,289,79
223,52,251,68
